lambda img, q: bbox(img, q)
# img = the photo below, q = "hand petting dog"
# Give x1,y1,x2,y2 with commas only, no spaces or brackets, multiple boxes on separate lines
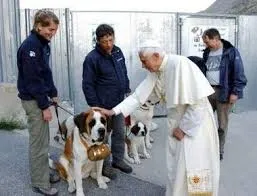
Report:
92,107,115,116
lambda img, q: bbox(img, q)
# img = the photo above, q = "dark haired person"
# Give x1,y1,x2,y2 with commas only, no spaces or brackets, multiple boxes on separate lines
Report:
82,24,132,179
17,9,60,195
202,28,247,160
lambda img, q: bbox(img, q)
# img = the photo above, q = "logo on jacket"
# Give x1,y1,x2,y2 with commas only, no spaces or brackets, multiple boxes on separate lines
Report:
117,57,123,62
29,51,36,57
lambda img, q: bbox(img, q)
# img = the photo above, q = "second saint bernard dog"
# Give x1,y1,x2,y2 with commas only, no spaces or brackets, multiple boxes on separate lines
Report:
124,122,151,164
130,98,159,149
54,109,110,196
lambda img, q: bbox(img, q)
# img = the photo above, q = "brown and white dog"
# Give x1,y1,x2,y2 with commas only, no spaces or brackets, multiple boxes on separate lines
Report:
130,99,159,149
54,109,110,196
124,122,151,164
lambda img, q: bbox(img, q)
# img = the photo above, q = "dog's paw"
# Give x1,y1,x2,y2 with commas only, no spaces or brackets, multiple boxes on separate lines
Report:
98,181,108,189
150,136,154,143
102,176,111,183
68,185,76,193
146,143,152,149
145,152,151,159
76,189,85,196
124,156,135,164
67,179,76,193
134,157,141,164
128,157,135,164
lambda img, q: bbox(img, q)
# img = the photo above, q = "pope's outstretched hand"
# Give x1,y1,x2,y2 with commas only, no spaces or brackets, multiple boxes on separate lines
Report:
92,107,115,116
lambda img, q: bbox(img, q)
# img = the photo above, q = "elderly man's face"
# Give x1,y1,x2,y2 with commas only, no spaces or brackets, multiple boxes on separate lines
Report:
139,53,160,72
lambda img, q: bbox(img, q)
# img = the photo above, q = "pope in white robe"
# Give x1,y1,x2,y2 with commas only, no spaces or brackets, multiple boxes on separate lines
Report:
96,40,220,196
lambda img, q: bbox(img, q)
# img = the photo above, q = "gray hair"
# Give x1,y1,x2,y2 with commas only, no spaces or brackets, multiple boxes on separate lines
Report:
138,39,165,57
138,46,165,57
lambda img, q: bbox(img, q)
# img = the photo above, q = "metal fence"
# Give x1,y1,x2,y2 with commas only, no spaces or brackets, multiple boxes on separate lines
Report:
0,0,20,83
1,6,256,113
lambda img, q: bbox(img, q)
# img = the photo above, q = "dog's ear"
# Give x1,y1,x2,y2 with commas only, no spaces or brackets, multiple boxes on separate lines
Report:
144,124,148,134
74,112,87,133
60,119,68,137
130,123,140,135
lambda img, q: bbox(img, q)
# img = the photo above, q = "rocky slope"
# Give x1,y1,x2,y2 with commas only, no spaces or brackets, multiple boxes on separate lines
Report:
204,0,257,14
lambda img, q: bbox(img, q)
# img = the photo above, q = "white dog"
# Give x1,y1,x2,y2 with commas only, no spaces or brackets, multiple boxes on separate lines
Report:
124,122,151,164
53,109,110,196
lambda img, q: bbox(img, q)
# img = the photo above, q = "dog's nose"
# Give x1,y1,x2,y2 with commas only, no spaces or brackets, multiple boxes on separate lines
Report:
98,128,105,136
141,132,146,136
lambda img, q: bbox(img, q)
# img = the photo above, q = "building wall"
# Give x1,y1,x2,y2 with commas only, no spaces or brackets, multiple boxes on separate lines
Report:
237,15,257,111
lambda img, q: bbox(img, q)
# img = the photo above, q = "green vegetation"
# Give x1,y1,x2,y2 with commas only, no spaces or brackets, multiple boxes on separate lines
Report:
0,118,27,130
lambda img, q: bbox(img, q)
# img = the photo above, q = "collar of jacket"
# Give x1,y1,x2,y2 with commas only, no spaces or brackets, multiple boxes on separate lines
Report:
221,39,233,49
203,38,233,53
95,43,119,57
31,29,50,45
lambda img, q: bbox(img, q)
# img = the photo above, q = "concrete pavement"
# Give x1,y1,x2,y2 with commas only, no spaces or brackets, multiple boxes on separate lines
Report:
0,109,257,195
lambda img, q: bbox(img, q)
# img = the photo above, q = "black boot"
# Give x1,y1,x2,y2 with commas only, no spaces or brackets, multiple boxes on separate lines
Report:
102,165,117,180
112,160,132,174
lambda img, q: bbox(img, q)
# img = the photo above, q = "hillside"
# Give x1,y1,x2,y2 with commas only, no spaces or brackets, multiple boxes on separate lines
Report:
204,0,257,14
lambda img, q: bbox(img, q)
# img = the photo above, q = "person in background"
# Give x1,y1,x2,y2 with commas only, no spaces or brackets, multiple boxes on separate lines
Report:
82,24,132,179
17,9,60,196
187,55,205,74
202,28,247,160
95,40,220,196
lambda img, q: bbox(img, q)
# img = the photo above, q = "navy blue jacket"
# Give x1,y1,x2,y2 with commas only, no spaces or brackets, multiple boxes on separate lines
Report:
17,30,57,110
82,44,130,109
203,39,247,102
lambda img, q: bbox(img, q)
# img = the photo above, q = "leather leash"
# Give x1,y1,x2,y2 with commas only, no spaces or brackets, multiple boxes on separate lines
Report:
51,102,74,142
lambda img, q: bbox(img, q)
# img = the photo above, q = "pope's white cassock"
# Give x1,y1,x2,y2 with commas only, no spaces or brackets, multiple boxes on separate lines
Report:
113,54,220,196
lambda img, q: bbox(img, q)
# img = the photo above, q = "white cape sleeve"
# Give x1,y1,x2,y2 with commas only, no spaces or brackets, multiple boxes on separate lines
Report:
113,73,157,117
178,98,207,137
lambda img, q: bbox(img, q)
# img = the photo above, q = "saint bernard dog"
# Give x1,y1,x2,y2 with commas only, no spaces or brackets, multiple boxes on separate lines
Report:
53,109,110,196
124,122,151,164
130,98,159,149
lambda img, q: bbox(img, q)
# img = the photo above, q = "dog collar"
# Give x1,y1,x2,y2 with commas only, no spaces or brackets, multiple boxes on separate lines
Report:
139,105,150,111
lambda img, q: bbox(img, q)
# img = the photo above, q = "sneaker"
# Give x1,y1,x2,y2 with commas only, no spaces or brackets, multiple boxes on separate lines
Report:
50,173,60,184
102,165,117,180
112,160,132,174
32,187,58,196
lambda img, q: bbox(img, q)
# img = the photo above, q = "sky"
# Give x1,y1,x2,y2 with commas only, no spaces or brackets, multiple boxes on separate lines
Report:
20,0,215,13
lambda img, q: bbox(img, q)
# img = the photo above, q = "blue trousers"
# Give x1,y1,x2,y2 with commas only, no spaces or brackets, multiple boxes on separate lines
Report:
104,114,125,165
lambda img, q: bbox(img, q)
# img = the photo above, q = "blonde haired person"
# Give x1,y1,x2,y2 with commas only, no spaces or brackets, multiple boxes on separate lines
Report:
17,9,60,196
95,40,220,196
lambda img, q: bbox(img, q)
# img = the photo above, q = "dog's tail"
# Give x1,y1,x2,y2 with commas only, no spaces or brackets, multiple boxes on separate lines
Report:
48,153,68,180
55,162,68,180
